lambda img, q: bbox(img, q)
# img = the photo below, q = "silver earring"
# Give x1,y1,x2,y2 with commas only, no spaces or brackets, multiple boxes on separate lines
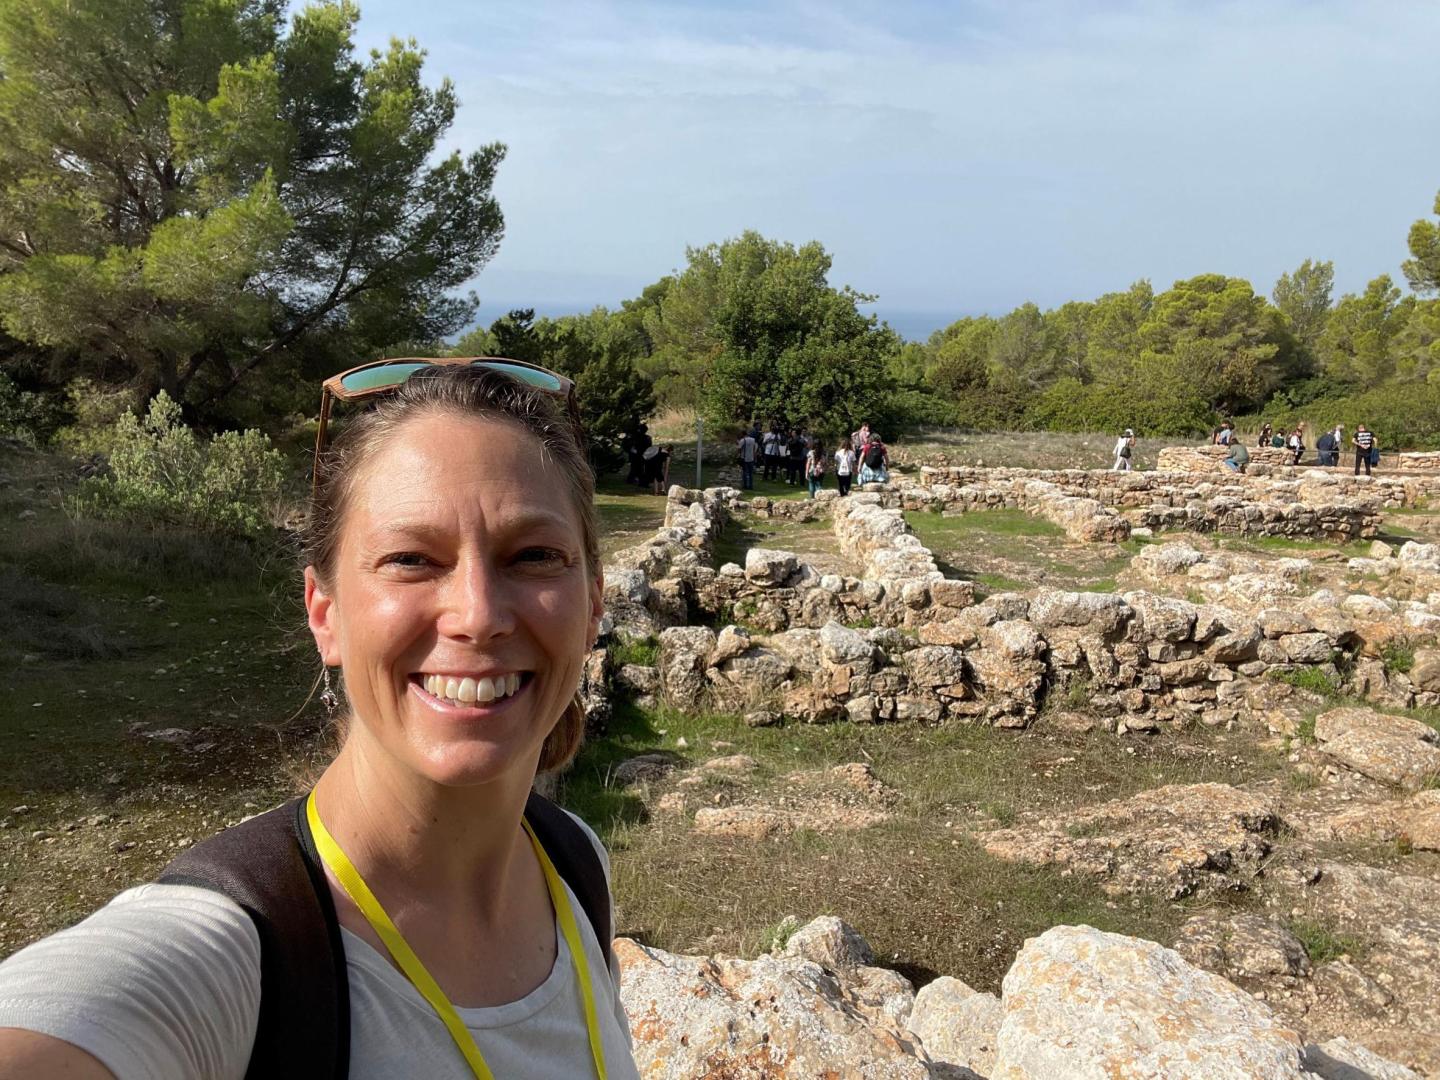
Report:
320,667,339,715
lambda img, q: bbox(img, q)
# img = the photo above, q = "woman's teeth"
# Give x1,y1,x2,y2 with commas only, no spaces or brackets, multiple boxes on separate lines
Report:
422,673,523,705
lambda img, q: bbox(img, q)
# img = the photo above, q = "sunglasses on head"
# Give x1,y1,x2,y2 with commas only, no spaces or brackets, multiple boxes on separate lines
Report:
312,356,575,498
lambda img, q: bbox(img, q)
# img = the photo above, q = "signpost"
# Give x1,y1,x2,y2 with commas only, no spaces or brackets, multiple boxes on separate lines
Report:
695,416,704,489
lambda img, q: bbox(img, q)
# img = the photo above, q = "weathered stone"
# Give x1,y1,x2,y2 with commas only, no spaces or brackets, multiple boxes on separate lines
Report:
930,579,976,608
1409,648,1440,693
1303,1036,1421,1080
1134,540,1206,577
659,626,717,708
1124,591,1198,643
1314,706,1440,790
991,925,1305,1079
744,547,801,585
1281,631,1335,664
1028,589,1130,636
616,938,931,1079
1259,608,1315,637
1173,913,1311,981
916,619,979,648
612,752,682,787
906,975,1002,1077
902,645,968,689
711,624,752,664
820,620,877,666
978,783,1281,899
781,915,875,970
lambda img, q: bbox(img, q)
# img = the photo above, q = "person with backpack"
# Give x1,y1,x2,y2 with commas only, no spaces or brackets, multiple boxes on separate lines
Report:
1287,423,1306,466
859,434,889,484
805,438,827,498
834,442,856,497
1112,428,1135,471
1353,424,1376,475
0,360,639,1079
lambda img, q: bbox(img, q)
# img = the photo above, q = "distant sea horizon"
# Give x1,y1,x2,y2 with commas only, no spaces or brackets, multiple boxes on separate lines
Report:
463,301,965,346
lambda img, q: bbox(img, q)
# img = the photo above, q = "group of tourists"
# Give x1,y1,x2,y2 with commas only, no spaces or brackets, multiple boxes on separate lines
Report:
1219,420,1381,476
622,423,672,494
736,420,889,497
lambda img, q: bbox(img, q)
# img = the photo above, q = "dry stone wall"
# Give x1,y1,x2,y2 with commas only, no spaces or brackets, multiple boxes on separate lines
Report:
592,484,1440,731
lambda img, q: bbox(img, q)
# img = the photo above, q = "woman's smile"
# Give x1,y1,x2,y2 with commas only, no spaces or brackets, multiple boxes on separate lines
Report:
413,670,533,714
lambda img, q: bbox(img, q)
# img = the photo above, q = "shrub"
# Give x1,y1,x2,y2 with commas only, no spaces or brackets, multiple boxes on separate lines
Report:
51,377,135,456
1381,640,1416,675
67,392,288,539
0,371,66,447
611,636,660,668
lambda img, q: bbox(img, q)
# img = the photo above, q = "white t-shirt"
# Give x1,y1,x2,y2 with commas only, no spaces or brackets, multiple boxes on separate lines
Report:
0,819,637,1080
738,435,758,463
834,447,854,476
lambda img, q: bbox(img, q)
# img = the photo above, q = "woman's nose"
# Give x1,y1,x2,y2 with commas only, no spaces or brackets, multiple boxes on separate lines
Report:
438,558,516,641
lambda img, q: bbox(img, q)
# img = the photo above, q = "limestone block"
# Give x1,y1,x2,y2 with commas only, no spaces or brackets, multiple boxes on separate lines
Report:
1173,913,1311,981
1314,706,1440,790
1028,588,1130,636
744,546,802,585
906,975,1002,1077
1124,591,1198,643
991,925,1305,1080
781,915,875,969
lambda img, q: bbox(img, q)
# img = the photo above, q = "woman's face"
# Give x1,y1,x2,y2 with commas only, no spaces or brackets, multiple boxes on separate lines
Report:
306,412,603,788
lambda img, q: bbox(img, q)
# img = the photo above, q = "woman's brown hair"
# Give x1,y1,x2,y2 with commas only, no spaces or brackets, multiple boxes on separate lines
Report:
300,364,599,773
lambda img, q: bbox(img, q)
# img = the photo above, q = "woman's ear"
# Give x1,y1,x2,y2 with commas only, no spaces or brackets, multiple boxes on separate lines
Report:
305,566,342,666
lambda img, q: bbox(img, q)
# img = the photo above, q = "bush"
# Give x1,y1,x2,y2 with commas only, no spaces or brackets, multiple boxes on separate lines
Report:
51,377,135,456
0,370,66,447
67,392,289,539
1245,380,1440,450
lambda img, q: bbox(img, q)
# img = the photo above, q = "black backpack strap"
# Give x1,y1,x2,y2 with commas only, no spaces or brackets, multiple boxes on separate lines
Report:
524,792,615,971
158,797,349,1080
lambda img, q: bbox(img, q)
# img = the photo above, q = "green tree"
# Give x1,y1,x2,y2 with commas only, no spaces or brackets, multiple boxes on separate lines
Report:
1404,189,1440,296
0,0,504,422
1318,275,1413,385
1085,281,1152,373
1137,274,1288,412
926,317,995,396
1272,258,1334,353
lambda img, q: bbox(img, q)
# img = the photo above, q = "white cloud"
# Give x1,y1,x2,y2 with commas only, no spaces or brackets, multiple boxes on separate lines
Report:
347,0,1440,326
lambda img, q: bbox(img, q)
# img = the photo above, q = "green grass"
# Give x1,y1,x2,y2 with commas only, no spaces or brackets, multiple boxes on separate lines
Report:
611,636,659,668
1381,640,1416,675
710,513,837,571
1270,666,1341,699
906,508,1065,543
1287,917,1367,965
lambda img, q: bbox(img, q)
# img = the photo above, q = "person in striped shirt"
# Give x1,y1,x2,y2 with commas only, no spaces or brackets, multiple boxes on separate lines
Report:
1353,424,1376,476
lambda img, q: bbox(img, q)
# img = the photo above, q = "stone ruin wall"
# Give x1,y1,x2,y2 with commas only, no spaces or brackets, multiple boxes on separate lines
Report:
904,465,1401,540
1158,444,1440,474
591,482,1440,736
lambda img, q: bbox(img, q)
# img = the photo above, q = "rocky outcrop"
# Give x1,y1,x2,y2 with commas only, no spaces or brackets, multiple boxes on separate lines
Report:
993,925,1309,1079
1313,706,1440,791
977,783,1283,898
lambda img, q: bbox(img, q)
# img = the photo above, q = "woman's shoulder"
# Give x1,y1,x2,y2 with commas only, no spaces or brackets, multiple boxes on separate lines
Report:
0,883,261,1080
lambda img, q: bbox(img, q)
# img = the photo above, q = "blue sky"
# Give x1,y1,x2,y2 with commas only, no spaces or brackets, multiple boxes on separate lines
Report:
347,0,1440,341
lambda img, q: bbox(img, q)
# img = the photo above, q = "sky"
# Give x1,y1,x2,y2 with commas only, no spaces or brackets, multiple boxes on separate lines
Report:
345,0,1440,342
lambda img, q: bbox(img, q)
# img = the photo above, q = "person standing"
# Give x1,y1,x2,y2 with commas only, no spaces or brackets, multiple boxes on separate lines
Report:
625,423,651,486
1353,424,1375,476
851,422,870,454
1287,423,1306,465
805,439,827,498
1112,428,1135,471
1257,422,1272,447
1328,424,1344,466
762,424,783,481
834,441,855,496
785,429,805,486
1315,427,1335,466
736,430,758,490
859,434,889,484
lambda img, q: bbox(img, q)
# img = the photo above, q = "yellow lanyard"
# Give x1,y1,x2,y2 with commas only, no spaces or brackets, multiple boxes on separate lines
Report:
305,794,608,1080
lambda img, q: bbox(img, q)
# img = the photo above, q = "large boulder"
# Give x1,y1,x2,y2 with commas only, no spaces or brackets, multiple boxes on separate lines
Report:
1173,913,1311,981
906,975,1002,1077
1314,706,1440,790
780,915,875,970
616,937,931,1078
1124,591,1198,643
991,925,1307,1079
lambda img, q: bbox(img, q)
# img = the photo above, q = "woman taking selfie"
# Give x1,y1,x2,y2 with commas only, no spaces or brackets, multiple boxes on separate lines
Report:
0,360,639,1079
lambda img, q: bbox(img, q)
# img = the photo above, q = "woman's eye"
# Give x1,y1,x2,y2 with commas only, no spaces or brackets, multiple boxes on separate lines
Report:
383,552,431,568
515,547,568,567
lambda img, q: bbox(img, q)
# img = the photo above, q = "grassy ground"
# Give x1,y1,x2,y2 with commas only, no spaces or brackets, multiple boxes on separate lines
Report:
561,699,1290,989
905,509,1140,594
711,513,850,574
899,430,1162,472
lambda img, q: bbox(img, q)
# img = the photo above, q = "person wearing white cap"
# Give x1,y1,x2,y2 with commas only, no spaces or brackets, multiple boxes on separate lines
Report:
1112,428,1136,471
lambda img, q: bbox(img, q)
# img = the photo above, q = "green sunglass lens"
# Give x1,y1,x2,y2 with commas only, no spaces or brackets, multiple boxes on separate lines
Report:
339,362,431,393
479,362,565,391
339,360,565,394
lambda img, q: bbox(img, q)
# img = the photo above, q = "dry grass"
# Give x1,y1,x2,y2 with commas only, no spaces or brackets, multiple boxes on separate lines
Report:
897,429,1163,471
